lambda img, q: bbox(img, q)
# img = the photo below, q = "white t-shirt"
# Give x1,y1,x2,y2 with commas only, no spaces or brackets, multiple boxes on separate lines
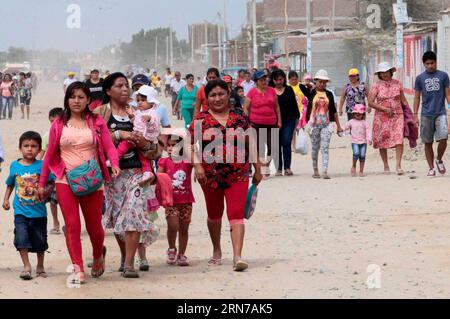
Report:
170,79,186,94
164,73,174,85
242,80,255,96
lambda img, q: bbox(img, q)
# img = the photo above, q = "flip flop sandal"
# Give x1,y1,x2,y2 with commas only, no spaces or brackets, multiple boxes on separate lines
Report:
20,271,33,280
233,260,248,272
312,174,321,179
36,271,48,278
122,268,140,278
322,175,331,180
208,258,222,266
91,246,107,278
71,272,86,285
396,169,405,176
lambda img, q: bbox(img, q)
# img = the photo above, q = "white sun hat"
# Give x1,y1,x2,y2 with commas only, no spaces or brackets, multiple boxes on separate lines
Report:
314,69,331,81
137,85,157,98
375,62,397,74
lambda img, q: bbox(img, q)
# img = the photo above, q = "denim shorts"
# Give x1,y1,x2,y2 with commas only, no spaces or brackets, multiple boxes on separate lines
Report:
421,114,448,143
14,214,48,253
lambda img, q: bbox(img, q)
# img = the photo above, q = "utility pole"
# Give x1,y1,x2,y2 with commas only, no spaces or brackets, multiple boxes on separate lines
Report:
252,0,258,69
306,0,312,74
218,13,222,69
166,36,169,66
223,0,228,68
190,26,194,64
169,25,173,69
284,0,289,70
393,0,409,84
155,36,158,69
204,21,209,64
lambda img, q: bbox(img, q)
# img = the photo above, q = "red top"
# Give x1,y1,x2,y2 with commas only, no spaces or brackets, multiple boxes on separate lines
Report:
196,85,209,112
188,109,250,189
246,87,278,126
39,115,119,188
158,158,195,205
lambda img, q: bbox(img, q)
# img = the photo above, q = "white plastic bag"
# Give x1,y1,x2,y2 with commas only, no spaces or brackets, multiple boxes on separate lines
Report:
295,128,309,155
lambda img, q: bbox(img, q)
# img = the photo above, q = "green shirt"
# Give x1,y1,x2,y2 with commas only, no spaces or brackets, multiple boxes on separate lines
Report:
177,85,198,110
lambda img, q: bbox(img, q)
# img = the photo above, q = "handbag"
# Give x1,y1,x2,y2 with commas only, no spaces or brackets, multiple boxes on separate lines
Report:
244,184,259,220
66,158,104,196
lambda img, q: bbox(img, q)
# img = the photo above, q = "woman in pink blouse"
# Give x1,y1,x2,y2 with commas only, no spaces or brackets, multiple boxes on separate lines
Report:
243,70,282,178
368,62,410,175
39,82,120,284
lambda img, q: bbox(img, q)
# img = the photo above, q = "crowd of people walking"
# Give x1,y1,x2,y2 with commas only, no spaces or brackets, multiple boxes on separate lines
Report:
1,50,450,285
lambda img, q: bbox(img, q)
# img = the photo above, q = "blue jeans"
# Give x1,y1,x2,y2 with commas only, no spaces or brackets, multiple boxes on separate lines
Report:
352,143,367,162
1,96,14,119
275,119,297,171
14,214,48,253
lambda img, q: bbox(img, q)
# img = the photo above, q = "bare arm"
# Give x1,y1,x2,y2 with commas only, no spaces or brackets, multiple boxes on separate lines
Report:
445,86,450,105
413,90,421,124
400,90,409,107
338,88,346,116
2,186,14,211
243,97,251,116
275,98,282,128
368,92,389,113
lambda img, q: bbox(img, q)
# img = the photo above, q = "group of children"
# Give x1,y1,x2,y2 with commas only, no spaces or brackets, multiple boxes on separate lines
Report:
2,88,197,280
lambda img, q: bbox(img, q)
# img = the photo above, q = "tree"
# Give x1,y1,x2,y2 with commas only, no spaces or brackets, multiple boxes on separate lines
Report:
119,27,190,67
6,47,27,63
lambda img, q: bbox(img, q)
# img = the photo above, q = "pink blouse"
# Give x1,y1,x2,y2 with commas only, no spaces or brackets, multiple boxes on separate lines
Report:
56,124,97,185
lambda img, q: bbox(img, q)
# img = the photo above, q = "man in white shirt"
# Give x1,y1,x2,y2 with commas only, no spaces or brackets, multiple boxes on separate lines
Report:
170,71,186,115
63,72,77,92
241,71,255,96
164,68,174,98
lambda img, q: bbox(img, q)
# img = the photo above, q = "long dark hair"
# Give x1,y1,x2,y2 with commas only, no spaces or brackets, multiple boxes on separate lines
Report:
102,72,128,104
62,82,93,125
269,69,287,87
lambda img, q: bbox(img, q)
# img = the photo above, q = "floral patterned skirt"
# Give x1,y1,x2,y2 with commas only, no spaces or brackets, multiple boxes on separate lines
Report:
103,168,159,246
372,110,404,149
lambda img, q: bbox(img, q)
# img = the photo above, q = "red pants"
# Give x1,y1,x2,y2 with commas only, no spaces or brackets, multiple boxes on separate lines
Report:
117,141,151,173
201,181,249,225
56,183,105,272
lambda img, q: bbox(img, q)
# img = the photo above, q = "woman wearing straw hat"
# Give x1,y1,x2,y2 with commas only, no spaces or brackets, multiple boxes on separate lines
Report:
368,62,410,175
306,69,343,179
339,68,370,121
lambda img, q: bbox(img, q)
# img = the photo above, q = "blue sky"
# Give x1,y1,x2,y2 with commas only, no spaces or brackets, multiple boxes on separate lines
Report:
0,0,247,52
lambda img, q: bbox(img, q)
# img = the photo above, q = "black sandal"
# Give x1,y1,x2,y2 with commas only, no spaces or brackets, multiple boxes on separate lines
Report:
121,268,139,278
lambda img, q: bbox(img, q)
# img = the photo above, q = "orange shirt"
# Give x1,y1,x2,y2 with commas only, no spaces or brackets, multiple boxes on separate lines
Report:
196,85,209,112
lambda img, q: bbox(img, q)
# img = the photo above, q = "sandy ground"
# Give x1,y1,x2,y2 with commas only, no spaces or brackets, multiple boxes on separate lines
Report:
0,81,450,299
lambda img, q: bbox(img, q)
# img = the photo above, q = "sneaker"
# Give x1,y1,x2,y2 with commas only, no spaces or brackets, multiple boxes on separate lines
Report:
436,160,446,175
275,171,283,177
427,169,436,177
284,169,294,176
177,254,189,267
167,248,177,265
139,259,150,271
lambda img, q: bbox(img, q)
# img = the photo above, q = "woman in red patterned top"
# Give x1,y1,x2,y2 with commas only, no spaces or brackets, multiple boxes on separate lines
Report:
188,79,263,272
